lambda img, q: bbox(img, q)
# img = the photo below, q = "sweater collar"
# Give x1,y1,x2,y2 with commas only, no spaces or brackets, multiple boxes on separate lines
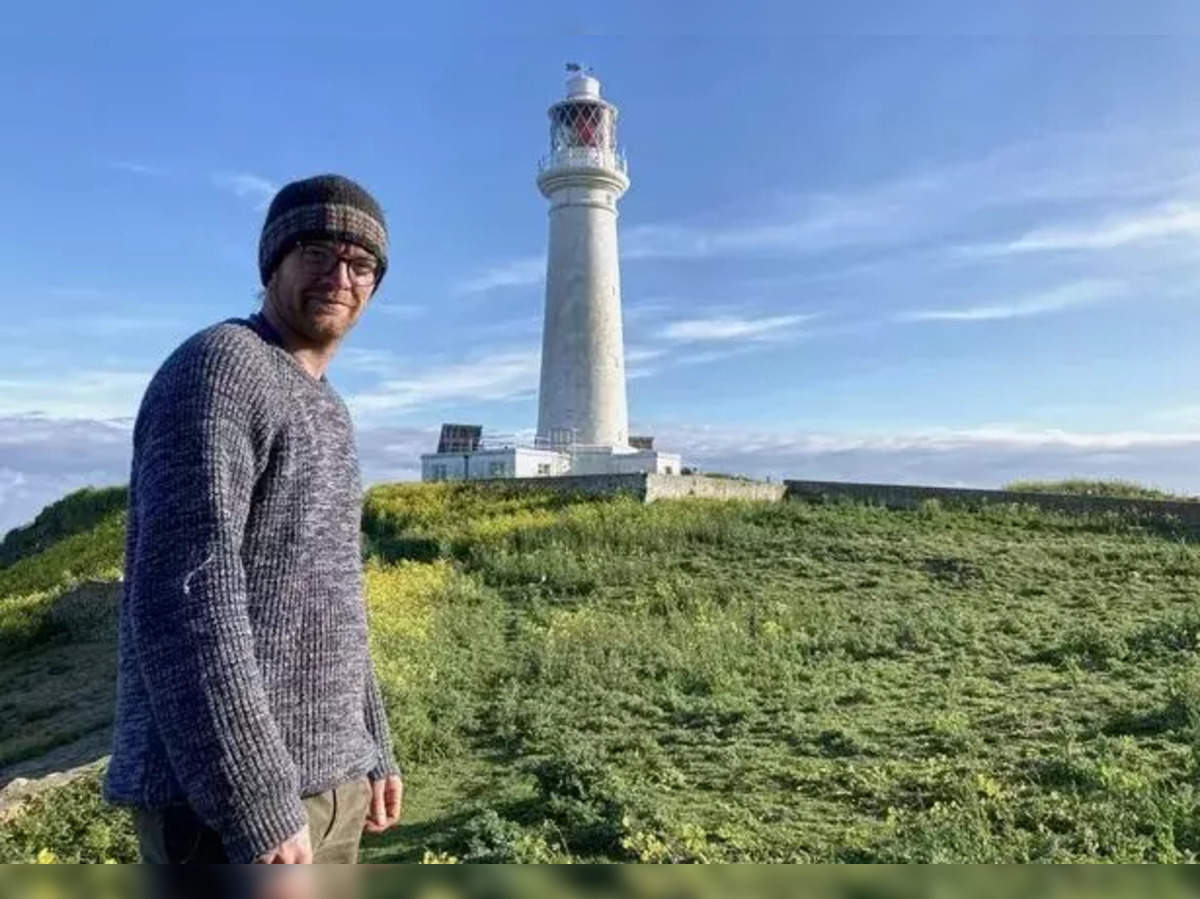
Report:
246,312,327,384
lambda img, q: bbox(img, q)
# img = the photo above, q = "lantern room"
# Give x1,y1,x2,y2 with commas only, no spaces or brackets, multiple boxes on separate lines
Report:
539,65,626,177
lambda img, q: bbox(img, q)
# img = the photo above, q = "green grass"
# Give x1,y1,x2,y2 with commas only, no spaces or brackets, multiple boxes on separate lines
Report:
0,486,127,568
6,481,1200,862
0,768,135,863
0,485,125,660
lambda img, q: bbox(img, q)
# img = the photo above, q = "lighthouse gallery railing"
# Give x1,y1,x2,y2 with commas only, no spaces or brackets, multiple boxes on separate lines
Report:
538,146,627,175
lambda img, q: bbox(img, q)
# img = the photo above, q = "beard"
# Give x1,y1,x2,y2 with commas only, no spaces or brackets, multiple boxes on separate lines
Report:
301,293,358,339
265,273,365,347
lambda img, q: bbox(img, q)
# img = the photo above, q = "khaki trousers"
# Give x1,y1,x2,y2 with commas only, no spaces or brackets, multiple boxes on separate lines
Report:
133,776,373,864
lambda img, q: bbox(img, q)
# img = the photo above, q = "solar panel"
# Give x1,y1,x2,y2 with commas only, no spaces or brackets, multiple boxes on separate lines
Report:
437,423,483,454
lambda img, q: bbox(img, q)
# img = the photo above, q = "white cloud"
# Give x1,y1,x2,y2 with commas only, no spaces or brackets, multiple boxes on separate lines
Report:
0,415,133,466
897,280,1122,323
625,346,667,365
345,348,540,419
0,371,150,419
664,423,1200,457
659,313,815,342
354,424,438,485
455,257,544,294
981,203,1200,255
624,346,667,381
0,416,134,536
334,341,670,422
618,133,1199,263
211,172,279,210
627,367,658,381
623,300,672,323
643,422,1200,494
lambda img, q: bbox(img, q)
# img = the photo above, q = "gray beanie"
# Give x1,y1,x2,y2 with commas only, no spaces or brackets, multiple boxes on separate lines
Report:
258,174,388,288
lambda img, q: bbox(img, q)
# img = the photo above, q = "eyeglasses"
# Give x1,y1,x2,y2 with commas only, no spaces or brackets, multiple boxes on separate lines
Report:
296,242,380,286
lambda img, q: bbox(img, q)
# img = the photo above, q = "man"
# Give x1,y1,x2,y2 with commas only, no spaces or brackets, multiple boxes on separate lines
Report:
104,174,404,864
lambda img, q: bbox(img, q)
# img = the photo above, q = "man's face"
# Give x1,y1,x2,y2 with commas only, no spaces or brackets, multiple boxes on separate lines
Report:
266,241,379,345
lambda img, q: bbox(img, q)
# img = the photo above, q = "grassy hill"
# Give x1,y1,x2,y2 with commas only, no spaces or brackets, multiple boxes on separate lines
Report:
0,487,125,797
4,482,1200,862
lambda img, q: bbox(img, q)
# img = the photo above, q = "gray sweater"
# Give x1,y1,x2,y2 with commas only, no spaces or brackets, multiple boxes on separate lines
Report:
103,312,400,863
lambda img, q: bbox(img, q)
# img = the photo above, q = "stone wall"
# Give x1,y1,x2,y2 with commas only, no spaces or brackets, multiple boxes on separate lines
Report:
784,479,1200,525
645,474,787,503
464,473,787,504
457,474,1200,523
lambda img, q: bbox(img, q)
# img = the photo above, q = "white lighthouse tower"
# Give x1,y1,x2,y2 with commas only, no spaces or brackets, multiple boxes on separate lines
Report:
535,65,633,453
420,65,680,482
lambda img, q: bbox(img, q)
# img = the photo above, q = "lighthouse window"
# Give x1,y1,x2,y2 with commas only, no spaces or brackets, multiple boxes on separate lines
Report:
488,461,507,477
551,103,613,152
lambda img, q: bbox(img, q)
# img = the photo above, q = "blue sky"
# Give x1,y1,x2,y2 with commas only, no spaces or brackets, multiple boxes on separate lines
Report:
4,1,1200,532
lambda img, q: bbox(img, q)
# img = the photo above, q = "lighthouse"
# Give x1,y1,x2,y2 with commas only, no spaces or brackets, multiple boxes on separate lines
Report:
535,65,632,451
420,66,680,482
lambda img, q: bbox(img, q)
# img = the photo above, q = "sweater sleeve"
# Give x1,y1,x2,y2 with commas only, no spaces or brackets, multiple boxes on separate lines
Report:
126,352,307,863
363,657,402,781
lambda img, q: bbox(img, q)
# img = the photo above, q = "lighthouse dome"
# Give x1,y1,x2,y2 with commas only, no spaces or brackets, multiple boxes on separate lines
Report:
566,73,601,99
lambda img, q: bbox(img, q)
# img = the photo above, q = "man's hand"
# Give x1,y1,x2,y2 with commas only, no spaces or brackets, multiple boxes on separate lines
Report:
363,774,403,833
256,824,313,864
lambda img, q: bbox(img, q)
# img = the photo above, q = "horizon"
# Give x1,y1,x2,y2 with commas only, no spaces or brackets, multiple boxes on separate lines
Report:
5,1,1200,533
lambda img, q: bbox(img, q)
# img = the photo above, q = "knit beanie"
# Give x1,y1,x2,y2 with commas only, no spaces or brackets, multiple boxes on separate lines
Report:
258,174,389,288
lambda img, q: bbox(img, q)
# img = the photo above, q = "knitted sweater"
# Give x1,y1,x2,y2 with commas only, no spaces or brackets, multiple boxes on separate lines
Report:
103,312,400,863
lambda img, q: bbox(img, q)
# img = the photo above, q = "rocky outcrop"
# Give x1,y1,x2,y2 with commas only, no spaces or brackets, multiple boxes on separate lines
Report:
0,756,108,822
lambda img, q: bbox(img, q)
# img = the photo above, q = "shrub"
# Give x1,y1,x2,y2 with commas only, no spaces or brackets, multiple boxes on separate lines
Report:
0,768,136,864
1004,479,1185,501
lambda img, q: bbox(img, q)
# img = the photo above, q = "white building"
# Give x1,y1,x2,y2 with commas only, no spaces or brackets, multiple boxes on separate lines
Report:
420,426,679,482
421,447,571,482
421,425,572,481
421,66,681,482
